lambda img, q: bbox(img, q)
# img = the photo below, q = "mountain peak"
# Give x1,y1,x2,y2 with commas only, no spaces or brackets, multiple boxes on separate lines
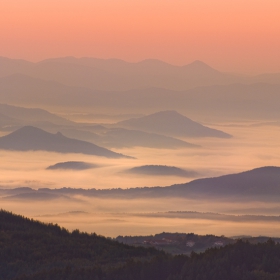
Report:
185,60,218,72
190,60,208,66
17,125,44,134
117,111,232,138
56,131,64,137
0,126,130,158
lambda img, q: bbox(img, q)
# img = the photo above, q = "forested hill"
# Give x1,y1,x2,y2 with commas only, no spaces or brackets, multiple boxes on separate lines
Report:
1,210,280,280
0,209,165,280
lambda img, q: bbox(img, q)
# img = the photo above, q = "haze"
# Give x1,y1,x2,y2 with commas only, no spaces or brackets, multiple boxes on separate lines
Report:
1,116,280,237
1,0,280,239
1,0,280,73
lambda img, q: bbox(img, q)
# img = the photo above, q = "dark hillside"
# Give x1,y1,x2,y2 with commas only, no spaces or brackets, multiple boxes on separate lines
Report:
0,210,165,280
1,210,280,280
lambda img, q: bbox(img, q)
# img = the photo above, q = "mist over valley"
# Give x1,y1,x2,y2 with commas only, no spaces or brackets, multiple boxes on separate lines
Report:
1,57,280,240
2,2,280,278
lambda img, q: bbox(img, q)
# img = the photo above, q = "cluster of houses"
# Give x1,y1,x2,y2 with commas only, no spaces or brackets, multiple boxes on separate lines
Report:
143,238,224,248
186,240,224,248
143,237,177,246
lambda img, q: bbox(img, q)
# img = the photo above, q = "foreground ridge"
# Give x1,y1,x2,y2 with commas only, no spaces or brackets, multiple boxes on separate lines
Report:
1,209,280,280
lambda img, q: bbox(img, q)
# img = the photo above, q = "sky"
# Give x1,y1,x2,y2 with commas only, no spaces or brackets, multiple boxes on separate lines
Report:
1,0,280,73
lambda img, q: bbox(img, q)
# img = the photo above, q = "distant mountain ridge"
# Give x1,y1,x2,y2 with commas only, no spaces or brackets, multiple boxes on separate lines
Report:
125,165,199,177
1,73,280,120
172,166,280,198
92,127,199,149
47,161,98,170
116,110,232,138
0,126,130,158
1,166,279,202
1,56,279,93
0,103,73,126
0,113,18,126
0,104,200,150
0,57,241,91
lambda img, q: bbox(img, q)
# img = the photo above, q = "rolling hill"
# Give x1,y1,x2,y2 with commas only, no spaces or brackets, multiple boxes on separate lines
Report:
116,110,232,138
1,73,280,120
0,103,73,126
1,166,279,202
171,166,280,199
1,56,280,91
86,127,199,149
47,161,98,170
125,165,199,177
0,112,19,126
0,126,130,158
0,57,244,91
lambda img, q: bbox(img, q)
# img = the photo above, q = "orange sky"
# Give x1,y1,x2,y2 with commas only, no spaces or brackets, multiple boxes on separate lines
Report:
1,0,280,73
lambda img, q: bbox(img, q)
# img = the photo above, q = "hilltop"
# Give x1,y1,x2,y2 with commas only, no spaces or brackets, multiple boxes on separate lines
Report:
116,111,231,138
0,126,130,158
1,210,280,280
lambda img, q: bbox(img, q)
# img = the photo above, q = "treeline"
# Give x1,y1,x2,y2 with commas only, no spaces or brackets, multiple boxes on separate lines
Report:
0,210,280,280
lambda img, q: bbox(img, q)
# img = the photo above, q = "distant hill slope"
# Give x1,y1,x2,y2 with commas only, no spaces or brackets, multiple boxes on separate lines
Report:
0,126,130,158
82,127,199,149
1,74,280,120
0,105,200,149
116,111,231,138
1,56,280,91
0,103,73,126
0,74,88,107
0,57,244,91
170,166,280,199
2,167,279,202
125,165,199,177
47,161,98,170
0,112,19,126
47,125,199,150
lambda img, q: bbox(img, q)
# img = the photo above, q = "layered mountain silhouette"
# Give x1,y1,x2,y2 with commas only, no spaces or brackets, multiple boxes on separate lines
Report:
0,103,200,149
1,167,279,202
0,113,18,126
0,73,96,108
47,161,98,170
23,125,198,149
0,57,243,91
125,165,199,177
0,103,73,126
1,56,280,91
170,166,280,199
0,126,130,158
116,111,231,138
2,192,71,201
1,73,280,120
100,128,199,148
77,127,199,149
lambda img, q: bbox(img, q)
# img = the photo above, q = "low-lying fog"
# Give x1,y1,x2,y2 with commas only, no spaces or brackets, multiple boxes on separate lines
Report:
1,121,280,237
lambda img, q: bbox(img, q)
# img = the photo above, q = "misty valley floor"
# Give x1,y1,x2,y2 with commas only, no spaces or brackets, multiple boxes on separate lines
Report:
1,122,280,237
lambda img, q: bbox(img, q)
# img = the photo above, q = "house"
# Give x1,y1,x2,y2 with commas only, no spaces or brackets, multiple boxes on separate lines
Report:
186,241,195,247
214,241,224,246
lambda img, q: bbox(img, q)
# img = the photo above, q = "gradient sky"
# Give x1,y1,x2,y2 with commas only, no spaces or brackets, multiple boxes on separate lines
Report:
1,0,280,73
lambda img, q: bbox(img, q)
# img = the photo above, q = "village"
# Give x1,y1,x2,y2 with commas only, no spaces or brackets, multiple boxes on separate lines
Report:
116,233,280,255
116,232,231,255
